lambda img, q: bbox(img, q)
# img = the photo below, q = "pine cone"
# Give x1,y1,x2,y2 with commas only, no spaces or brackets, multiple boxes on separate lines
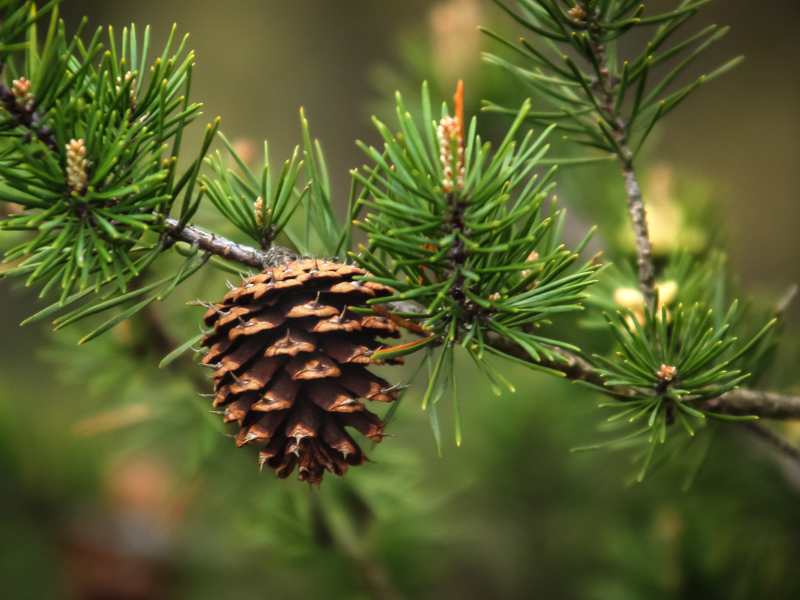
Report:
201,259,401,484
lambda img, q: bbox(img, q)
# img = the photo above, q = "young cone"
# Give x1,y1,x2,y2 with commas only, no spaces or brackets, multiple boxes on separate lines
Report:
201,259,401,484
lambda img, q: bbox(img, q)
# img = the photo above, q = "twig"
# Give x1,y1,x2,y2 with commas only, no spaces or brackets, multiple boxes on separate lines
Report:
584,10,657,309
488,329,800,419
743,422,800,466
163,217,295,268
701,390,800,420
156,222,800,420
484,330,611,391
139,301,209,391
619,162,656,307
309,491,403,600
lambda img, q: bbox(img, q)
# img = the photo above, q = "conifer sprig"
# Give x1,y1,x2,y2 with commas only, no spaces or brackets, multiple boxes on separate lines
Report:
578,300,775,481
0,0,797,477
484,0,740,309
354,83,598,350
203,133,306,251
350,82,600,445
483,0,739,161
484,0,798,470
0,7,211,309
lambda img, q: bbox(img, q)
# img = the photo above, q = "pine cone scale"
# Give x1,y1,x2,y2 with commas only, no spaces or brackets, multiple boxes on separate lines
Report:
227,357,285,394
251,372,299,412
306,380,364,413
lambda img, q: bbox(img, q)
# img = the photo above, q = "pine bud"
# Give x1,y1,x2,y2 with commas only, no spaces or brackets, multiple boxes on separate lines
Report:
521,250,540,280
567,5,587,21
613,280,679,326
656,364,677,382
437,116,464,193
11,77,34,111
254,196,270,226
656,280,678,307
115,71,136,107
66,139,89,194
613,287,644,313
437,80,465,194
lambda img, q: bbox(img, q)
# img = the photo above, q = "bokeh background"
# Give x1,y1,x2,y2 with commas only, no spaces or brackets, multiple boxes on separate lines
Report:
2,1,799,599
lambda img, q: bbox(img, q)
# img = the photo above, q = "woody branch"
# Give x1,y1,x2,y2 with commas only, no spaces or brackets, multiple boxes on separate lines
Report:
158,220,800,421
580,1,658,310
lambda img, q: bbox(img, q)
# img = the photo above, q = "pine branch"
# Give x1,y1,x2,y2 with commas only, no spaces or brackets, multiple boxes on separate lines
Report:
162,225,800,420
702,390,800,420
162,217,296,269
484,1,737,310
310,492,403,600
0,0,794,485
484,329,612,390
482,2,793,476
485,325,800,419
743,422,800,465
619,164,656,307
581,6,657,309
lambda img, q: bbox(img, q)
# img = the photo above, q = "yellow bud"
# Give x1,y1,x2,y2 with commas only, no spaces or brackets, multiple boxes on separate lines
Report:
613,287,645,312
656,280,678,307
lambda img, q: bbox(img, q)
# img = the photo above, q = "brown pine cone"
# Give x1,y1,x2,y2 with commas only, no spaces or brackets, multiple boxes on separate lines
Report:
201,259,401,484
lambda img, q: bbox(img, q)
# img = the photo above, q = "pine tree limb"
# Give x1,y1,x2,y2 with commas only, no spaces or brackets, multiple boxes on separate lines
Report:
483,329,612,390
158,223,800,420
620,162,657,307
162,217,295,268
486,327,800,419
583,9,658,309
742,422,800,465
702,390,800,420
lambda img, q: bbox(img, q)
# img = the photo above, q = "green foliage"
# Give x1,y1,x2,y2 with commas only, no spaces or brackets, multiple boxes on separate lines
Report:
480,0,791,475
0,0,792,478
577,252,781,479
201,112,358,260
0,1,56,56
0,2,799,597
298,109,353,257
203,133,306,250
484,0,741,161
585,300,774,480
351,84,600,445
598,301,774,402
355,85,598,344
584,253,719,326
0,5,211,310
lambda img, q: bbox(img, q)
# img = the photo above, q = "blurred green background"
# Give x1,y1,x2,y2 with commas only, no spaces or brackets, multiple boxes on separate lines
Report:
1,1,799,599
